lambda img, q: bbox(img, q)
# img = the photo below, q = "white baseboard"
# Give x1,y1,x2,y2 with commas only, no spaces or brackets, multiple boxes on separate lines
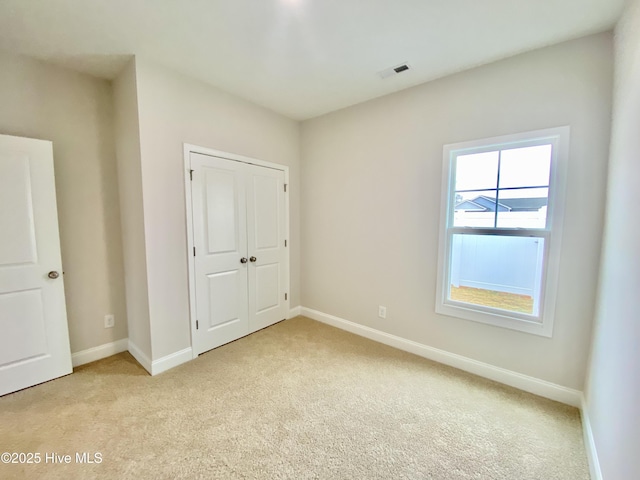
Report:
78,339,192,376
151,347,192,375
127,340,152,374
72,338,129,367
289,305,302,318
580,395,603,480
301,307,582,407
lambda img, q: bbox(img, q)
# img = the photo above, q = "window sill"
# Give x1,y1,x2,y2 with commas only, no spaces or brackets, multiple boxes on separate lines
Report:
436,301,553,337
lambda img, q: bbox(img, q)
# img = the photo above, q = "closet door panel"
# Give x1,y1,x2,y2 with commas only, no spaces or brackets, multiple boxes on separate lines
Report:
246,165,287,332
191,153,249,354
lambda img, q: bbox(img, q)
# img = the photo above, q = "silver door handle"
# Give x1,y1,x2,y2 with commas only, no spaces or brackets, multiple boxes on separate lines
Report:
48,271,60,279
249,256,257,263
240,257,248,264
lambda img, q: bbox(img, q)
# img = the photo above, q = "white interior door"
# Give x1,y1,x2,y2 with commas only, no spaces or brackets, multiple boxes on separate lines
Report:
246,166,287,332
189,151,288,355
0,134,72,397
191,153,249,354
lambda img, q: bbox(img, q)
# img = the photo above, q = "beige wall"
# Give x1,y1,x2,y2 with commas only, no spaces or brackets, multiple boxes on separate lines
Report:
113,59,152,359
0,29,616,398
585,1,640,478
133,58,300,359
0,50,127,353
301,33,613,390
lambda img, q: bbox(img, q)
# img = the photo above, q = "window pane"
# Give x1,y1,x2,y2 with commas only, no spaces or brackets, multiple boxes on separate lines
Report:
448,234,544,317
496,188,549,228
455,151,499,191
453,190,497,227
499,145,552,189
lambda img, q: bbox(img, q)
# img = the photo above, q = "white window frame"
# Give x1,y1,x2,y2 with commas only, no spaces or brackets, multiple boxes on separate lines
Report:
435,126,569,337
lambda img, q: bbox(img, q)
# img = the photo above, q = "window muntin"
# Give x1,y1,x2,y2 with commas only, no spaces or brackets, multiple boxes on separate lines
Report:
452,144,552,230
436,127,568,337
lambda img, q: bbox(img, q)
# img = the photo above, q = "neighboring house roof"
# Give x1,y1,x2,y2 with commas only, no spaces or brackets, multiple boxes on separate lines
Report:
454,200,486,212
456,197,509,212
499,197,548,211
455,195,547,212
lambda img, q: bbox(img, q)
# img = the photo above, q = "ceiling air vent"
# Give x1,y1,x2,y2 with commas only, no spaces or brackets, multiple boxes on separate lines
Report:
378,62,411,79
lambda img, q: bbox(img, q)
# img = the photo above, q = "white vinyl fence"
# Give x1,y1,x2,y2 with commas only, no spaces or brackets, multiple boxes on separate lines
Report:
450,234,544,314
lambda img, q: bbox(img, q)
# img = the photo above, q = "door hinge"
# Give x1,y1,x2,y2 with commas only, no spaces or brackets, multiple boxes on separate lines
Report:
285,293,288,301
284,183,287,192
284,239,287,247
196,320,199,330
193,246,196,257
190,169,194,181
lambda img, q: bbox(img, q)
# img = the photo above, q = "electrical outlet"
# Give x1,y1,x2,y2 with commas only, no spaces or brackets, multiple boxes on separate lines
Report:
104,314,115,329
378,306,387,319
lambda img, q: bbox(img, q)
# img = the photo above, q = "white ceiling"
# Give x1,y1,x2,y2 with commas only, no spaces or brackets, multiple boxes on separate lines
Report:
0,0,624,120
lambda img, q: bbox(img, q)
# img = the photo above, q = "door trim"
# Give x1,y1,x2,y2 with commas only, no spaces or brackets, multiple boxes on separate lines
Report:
183,144,290,359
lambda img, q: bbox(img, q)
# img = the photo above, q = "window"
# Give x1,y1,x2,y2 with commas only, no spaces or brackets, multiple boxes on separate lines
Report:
435,127,569,336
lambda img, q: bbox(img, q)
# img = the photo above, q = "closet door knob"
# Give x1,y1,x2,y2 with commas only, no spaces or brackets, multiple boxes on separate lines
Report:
240,257,248,264
249,256,257,263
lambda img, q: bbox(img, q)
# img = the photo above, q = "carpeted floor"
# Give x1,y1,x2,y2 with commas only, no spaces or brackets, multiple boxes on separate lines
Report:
0,316,589,479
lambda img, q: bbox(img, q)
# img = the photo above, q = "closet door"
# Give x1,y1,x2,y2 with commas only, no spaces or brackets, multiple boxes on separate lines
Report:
189,151,288,356
190,153,249,354
246,166,288,332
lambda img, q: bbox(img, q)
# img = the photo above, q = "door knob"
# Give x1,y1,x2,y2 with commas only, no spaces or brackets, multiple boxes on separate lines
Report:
249,256,257,263
48,271,60,279
240,257,248,264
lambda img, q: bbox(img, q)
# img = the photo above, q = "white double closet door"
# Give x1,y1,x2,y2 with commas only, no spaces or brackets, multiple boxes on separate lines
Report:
190,152,288,356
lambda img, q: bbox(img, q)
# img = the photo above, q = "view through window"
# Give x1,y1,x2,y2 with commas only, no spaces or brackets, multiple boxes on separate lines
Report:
450,144,551,316
436,127,568,335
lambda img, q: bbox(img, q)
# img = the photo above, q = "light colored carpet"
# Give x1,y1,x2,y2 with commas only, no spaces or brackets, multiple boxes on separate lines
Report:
0,316,589,479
